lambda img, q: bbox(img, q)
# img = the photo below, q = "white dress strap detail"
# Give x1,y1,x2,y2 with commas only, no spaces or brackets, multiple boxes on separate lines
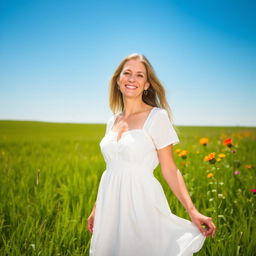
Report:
105,114,116,135
142,107,159,147
142,107,158,130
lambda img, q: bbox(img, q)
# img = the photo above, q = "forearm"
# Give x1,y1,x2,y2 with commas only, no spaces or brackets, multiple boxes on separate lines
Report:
162,167,197,214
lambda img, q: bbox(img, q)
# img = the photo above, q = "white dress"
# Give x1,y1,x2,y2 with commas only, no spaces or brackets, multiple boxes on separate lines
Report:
89,107,206,256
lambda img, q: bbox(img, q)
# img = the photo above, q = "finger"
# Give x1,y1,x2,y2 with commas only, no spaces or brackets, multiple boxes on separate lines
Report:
204,226,213,236
198,223,205,233
209,220,216,235
90,223,94,233
205,220,215,236
211,223,216,237
199,220,211,236
88,221,93,233
200,224,210,236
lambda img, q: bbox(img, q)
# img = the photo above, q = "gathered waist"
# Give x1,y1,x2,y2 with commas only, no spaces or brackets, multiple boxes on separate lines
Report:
105,161,154,177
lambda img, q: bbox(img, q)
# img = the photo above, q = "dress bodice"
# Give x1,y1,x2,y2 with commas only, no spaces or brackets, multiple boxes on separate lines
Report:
99,107,180,173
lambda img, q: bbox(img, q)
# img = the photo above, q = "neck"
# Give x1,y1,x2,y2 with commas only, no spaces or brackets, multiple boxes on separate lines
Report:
122,97,151,117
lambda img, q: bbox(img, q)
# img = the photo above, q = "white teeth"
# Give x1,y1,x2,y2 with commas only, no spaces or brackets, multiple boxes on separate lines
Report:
125,85,137,89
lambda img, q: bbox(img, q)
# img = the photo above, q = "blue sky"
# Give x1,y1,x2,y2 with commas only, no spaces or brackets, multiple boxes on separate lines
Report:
0,0,255,126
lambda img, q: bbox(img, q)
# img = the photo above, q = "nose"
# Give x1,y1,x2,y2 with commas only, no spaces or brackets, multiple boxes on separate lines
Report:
128,74,136,82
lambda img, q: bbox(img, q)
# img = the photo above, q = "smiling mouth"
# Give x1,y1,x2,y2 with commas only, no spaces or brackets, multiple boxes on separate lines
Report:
125,84,138,89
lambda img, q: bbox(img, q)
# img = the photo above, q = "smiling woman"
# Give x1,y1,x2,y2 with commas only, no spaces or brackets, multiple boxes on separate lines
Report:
87,53,216,256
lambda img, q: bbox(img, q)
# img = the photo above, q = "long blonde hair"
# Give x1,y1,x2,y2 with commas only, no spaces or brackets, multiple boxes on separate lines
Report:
109,53,179,132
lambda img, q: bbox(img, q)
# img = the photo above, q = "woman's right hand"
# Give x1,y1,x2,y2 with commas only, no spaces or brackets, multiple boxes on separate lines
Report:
87,213,95,233
87,203,96,233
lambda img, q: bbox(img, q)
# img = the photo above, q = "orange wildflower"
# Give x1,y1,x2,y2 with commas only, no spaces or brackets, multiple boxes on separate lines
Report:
178,150,189,159
245,164,252,169
200,137,209,146
204,152,216,164
207,173,214,178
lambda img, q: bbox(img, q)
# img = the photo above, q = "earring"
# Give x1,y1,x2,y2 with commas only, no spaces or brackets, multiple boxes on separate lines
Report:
143,89,148,95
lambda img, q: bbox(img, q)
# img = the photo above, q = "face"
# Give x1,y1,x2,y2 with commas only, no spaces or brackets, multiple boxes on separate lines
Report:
117,59,150,98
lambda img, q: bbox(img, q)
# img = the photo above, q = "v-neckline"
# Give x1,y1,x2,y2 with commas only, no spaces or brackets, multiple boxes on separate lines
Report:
110,107,157,143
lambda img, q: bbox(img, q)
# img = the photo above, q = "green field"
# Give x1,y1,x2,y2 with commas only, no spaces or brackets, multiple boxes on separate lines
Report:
0,120,255,255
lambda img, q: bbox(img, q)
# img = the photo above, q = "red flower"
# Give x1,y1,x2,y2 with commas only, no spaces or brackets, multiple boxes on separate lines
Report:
223,138,232,147
250,189,256,194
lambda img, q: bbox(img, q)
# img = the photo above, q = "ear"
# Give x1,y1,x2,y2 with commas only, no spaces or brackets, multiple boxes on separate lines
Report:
145,81,150,90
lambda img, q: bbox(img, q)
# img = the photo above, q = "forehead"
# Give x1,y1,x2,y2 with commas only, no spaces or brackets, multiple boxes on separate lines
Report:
122,59,146,73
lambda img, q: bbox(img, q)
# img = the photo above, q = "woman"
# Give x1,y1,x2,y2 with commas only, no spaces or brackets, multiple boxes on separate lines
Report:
87,53,216,256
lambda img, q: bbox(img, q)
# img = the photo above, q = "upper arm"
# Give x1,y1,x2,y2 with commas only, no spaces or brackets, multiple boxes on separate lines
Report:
157,145,177,176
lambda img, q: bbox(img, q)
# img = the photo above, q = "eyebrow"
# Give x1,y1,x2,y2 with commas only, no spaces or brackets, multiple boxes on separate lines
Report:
123,69,145,74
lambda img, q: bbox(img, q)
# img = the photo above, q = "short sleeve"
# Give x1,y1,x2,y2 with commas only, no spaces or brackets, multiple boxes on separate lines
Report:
148,108,180,149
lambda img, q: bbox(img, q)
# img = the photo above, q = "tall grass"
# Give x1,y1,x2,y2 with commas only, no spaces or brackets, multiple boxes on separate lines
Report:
0,120,255,255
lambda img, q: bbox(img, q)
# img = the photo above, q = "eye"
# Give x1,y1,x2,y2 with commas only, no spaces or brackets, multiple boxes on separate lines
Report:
123,71,129,75
137,74,143,77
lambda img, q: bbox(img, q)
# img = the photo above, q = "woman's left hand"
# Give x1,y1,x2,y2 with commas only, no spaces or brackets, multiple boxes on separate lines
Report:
188,208,216,237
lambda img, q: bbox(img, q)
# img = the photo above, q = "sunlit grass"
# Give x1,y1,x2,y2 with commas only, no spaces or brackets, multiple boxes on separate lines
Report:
0,121,255,255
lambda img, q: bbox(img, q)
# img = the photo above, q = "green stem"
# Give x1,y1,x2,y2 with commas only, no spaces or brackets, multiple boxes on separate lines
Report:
214,162,219,229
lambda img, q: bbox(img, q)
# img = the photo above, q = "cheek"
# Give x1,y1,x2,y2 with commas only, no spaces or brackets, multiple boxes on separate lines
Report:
139,78,147,84
119,75,127,82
